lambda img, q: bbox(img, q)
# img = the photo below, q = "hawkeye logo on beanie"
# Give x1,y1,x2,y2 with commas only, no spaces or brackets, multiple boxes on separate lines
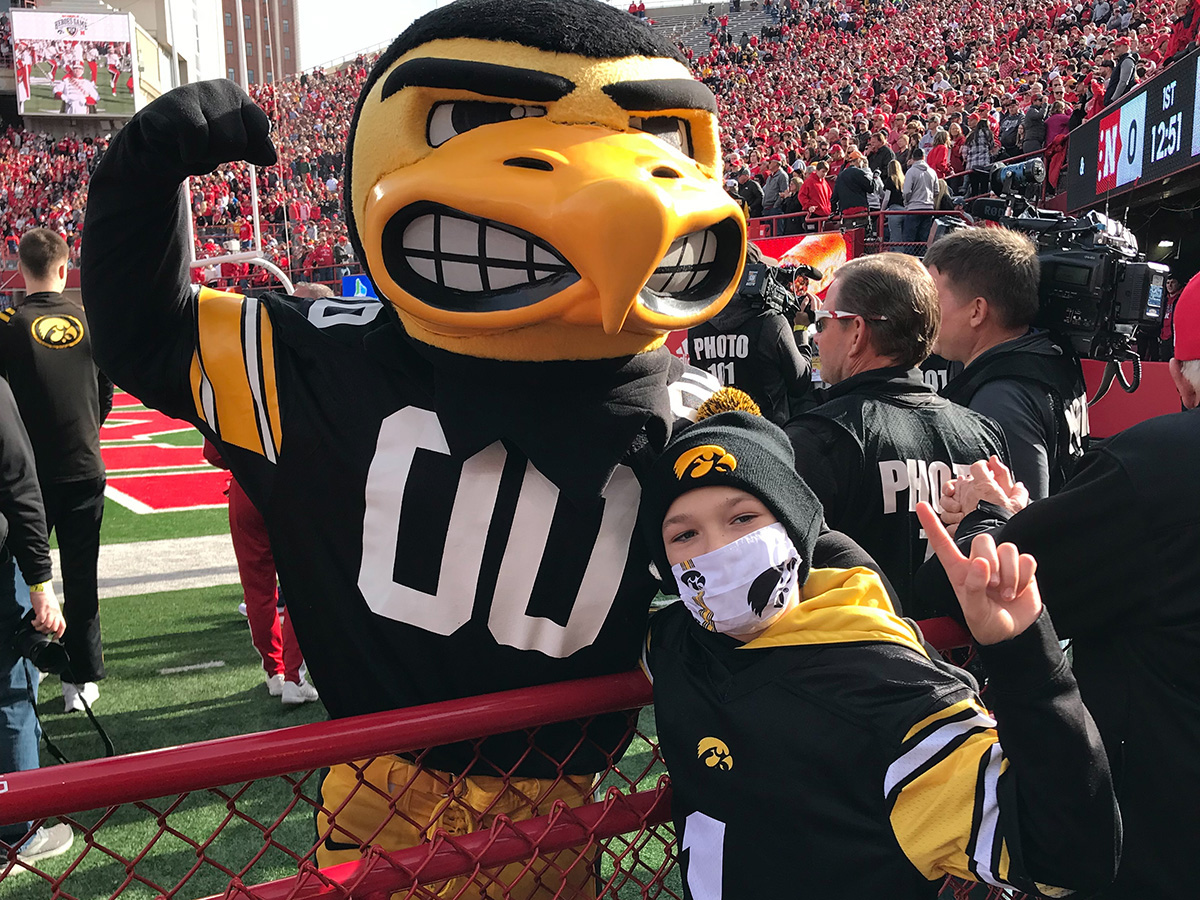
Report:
673,444,737,480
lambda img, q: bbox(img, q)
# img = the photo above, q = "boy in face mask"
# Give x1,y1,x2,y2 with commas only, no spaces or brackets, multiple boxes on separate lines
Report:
637,390,1119,900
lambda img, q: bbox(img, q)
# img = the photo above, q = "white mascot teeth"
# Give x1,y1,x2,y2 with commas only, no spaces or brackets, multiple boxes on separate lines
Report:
401,213,572,291
644,228,720,294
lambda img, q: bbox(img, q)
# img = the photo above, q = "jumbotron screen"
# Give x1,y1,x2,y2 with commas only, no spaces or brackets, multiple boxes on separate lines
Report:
8,9,141,118
1067,49,1200,210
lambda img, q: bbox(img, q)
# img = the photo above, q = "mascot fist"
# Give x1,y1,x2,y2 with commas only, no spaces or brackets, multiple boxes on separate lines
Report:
134,79,276,178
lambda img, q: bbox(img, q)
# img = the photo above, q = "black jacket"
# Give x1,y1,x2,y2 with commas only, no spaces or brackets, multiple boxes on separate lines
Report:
0,292,113,483
735,179,764,218
831,165,873,213
941,330,1087,499
914,406,1200,899
867,144,896,174
0,378,52,591
786,367,1007,609
687,295,812,425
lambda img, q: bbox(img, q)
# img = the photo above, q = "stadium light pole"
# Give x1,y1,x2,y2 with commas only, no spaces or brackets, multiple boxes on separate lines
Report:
163,0,182,87
234,0,249,88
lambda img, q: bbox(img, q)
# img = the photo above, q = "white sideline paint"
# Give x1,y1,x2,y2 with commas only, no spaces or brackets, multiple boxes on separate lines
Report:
159,661,227,675
47,534,240,599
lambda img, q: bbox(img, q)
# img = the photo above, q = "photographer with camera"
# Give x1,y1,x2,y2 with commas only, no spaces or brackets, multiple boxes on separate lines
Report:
925,228,1087,500
785,254,1009,610
686,244,816,425
0,377,74,869
916,275,1200,900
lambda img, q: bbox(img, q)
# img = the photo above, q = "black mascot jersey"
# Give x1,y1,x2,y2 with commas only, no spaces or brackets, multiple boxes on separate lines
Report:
102,284,720,775
80,1,753,779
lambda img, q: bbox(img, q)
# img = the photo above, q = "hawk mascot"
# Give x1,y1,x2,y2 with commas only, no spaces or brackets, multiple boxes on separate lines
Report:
80,0,744,894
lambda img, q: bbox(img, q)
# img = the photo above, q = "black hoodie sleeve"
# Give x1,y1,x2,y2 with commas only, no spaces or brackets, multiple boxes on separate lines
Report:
80,81,276,418
0,380,52,587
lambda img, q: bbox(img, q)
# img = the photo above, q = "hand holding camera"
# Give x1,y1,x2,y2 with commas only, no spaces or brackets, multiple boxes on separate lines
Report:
30,581,66,639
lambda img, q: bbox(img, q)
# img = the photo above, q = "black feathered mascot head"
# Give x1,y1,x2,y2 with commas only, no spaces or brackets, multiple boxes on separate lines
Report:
343,0,746,362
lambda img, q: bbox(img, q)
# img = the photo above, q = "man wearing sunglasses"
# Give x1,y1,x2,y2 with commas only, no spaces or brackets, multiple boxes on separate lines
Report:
785,254,1009,611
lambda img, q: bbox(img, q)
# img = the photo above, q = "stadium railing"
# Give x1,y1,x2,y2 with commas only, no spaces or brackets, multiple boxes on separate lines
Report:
0,615,1026,900
747,208,974,256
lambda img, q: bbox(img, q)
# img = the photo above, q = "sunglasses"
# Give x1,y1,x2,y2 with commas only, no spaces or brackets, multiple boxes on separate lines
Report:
813,309,890,332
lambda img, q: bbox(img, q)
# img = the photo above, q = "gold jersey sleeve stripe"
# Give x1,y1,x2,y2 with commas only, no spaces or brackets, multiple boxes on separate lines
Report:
0,307,13,323
189,287,281,460
890,727,1006,884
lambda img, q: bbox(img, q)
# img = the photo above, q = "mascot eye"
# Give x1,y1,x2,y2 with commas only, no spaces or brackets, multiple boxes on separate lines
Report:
629,116,694,158
427,101,547,147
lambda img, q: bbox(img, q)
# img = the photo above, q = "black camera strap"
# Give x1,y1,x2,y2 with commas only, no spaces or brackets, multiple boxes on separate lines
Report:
22,664,116,763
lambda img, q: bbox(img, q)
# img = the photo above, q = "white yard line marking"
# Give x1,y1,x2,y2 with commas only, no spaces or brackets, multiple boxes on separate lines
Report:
159,661,227,675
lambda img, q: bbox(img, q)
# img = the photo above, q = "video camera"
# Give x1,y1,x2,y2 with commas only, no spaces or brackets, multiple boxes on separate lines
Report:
736,262,822,321
964,164,1168,393
737,262,802,320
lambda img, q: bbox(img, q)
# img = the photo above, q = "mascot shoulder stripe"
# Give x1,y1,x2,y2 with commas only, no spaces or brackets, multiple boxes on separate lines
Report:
188,286,282,461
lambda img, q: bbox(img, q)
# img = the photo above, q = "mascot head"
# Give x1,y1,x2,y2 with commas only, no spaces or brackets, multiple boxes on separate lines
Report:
344,0,746,361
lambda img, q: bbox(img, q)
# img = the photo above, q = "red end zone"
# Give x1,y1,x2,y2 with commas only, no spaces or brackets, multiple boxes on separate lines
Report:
102,395,228,513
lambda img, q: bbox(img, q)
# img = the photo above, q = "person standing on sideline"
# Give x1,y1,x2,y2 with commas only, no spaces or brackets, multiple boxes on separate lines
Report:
0,228,112,712
0,377,75,869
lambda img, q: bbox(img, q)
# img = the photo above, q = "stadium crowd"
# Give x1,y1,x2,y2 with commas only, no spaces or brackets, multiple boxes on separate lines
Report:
3,0,1200,281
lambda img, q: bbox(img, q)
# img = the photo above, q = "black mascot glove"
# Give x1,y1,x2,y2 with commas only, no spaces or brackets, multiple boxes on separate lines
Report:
132,79,277,179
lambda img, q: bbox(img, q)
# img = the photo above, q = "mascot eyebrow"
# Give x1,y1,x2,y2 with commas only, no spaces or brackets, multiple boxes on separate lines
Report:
380,57,718,115
603,79,718,114
381,58,575,102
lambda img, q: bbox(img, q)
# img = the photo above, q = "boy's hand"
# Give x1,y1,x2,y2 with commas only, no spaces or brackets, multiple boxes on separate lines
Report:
917,501,1042,645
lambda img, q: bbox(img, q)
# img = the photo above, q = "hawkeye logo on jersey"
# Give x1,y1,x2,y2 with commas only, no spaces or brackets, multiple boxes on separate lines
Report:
674,445,737,480
31,315,83,349
698,737,734,771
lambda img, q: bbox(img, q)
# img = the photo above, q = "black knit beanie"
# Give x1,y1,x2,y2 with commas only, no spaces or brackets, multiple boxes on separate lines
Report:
639,396,824,596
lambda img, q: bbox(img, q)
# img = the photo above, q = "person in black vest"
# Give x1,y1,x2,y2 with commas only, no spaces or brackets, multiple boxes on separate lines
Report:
916,274,1200,900
0,229,112,713
924,227,1087,500
785,253,1008,610
687,244,813,426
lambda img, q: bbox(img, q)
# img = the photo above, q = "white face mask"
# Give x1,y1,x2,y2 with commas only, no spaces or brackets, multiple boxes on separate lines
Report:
671,523,803,637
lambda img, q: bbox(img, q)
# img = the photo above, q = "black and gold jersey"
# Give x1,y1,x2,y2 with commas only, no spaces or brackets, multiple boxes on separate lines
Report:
94,283,720,776
0,292,113,483
645,567,1119,899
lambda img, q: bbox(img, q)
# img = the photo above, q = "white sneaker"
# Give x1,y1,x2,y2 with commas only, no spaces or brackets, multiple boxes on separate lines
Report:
281,679,319,705
63,681,99,713
265,673,285,696
14,823,74,867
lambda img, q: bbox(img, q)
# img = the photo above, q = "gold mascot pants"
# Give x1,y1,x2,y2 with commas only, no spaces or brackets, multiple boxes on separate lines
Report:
317,757,598,899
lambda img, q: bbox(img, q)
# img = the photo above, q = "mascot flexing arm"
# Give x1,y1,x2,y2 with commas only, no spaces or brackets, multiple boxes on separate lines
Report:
81,0,744,891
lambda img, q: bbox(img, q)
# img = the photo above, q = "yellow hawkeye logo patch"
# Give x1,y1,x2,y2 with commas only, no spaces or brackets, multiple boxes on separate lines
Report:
673,445,737,480
697,737,733,771
31,315,83,349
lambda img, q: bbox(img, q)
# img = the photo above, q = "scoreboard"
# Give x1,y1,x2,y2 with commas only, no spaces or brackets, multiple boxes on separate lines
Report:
1067,49,1200,210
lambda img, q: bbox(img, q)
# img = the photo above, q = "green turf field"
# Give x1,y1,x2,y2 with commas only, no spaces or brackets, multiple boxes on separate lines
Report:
96,498,230,546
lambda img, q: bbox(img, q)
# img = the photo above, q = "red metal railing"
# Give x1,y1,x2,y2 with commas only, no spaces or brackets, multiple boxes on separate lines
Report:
0,618,979,899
